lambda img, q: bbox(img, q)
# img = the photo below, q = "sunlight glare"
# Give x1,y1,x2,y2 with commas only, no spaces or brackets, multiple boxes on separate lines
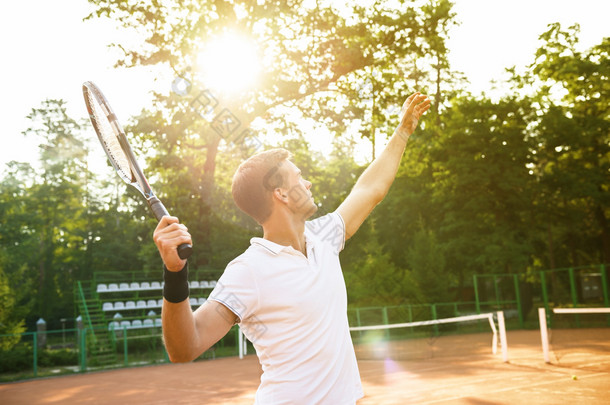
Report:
197,32,261,94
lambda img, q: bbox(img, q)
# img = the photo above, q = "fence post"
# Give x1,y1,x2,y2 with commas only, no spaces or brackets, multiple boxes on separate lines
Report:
473,275,481,314
36,318,46,348
568,268,580,327
513,274,524,328
32,332,38,378
80,328,87,372
123,325,128,367
568,267,578,308
493,275,501,310
601,264,609,308
431,304,439,336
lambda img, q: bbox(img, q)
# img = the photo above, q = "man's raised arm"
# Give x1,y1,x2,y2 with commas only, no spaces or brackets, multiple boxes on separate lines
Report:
153,216,237,362
336,92,430,240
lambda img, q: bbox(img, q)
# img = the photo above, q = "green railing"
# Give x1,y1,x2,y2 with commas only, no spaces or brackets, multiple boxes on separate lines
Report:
0,324,243,382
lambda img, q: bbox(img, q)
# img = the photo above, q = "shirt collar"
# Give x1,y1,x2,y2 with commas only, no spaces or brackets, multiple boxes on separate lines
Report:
250,237,291,256
250,229,320,256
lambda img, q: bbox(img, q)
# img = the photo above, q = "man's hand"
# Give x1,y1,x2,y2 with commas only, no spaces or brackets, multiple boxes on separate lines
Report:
396,92,431,140
153,216,192,272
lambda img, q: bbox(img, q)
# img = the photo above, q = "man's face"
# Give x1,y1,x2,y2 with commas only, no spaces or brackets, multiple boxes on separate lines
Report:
281,160,318,220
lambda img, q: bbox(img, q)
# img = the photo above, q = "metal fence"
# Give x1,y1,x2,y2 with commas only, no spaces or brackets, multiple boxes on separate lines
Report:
0,324,244,382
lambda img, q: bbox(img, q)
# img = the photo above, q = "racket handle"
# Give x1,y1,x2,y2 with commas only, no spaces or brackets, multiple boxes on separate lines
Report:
177,243,193,259
149,196,193,260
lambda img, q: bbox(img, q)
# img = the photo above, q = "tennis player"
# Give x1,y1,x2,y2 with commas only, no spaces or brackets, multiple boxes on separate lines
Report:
153,92,430,404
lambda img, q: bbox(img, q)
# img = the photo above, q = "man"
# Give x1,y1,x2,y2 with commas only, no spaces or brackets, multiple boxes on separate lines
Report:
153,92,430,404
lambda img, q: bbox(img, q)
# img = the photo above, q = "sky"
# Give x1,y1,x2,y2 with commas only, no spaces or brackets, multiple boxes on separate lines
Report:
1,0,608,170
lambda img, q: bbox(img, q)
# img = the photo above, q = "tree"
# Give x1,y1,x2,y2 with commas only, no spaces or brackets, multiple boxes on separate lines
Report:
85,0,461,267
526,24,610,266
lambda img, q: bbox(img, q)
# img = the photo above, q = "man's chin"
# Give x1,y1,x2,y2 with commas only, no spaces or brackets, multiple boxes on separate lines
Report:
303,203,318,220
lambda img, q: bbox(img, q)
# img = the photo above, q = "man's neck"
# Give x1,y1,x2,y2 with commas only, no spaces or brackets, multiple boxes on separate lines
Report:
262,214,307,256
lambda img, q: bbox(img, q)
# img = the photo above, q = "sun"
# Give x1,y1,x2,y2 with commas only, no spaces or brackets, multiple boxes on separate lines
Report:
197,32,261,95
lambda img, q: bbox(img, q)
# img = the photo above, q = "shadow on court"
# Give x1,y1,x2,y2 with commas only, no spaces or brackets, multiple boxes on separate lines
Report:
1,331,609,404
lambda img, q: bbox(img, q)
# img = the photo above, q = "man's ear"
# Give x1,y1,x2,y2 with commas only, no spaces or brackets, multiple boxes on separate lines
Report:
273,188,288,202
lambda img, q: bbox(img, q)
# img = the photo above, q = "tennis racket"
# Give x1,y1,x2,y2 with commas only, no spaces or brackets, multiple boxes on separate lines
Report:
82,81,192,260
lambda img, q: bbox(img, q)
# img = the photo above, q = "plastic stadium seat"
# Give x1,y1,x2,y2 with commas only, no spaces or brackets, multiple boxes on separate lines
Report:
147,310,156,317
151,281,161,289
143,319,154,328
103,302,113,311
114,302,125,310
130,282,139,290
190,298,198,306
97,284,108,293
125,301,136,309
147,299,157,308
190,281,200,288
200,281,209,288
108,283,119,291
137,300,147,309
157,299,163,307
154,318,162,327
140,282,151,289
119,283,130,290
120,320,131,329
131,320,143,328
209,281,217,288
113,313,123,319
109,321,120,330
198,297,206,305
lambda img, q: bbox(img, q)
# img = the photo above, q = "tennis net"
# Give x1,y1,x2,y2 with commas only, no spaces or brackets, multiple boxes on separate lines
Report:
539,307,610,372
349,312,508,362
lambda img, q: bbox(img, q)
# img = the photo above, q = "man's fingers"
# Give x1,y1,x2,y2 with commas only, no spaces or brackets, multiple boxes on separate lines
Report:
413,98,432,116
155,215,179,231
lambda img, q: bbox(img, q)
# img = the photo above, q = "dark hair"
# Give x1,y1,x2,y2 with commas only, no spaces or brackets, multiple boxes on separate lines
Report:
231,148,292,224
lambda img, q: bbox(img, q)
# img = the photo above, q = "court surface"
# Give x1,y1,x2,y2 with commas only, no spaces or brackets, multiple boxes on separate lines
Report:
1,330,609,404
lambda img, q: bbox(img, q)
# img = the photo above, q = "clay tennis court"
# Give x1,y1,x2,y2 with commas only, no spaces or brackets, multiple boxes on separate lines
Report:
1,330,609,404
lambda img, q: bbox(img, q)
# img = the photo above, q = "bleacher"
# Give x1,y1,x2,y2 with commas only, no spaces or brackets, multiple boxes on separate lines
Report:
89,271,220,333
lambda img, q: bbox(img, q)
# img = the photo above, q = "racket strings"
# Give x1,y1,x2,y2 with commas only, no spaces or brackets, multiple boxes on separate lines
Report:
86,91,134,182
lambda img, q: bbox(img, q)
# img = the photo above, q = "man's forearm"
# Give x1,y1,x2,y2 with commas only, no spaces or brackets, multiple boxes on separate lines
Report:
162,300,199,362
352,128,410,201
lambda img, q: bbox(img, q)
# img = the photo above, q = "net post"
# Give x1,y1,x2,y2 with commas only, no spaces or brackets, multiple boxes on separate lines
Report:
488,314,498,355
538,307,550,363
497,311,508,362
540,271,551,328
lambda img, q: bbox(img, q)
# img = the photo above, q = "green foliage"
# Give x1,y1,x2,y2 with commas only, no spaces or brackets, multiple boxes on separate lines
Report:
407,225,448,303
0,3,607,329
0,344,32,373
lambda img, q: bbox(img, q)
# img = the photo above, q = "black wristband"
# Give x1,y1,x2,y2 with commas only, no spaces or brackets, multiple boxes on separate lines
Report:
163,262,189,303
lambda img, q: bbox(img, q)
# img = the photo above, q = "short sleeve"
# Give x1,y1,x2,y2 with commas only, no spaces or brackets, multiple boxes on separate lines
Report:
208,259,259,323
305,212,346,254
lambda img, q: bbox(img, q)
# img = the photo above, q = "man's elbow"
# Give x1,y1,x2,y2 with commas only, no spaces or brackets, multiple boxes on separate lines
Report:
165,342,200,363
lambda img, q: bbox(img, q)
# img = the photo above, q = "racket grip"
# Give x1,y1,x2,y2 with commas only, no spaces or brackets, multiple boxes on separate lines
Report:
149,196,170,221
149,196,193,260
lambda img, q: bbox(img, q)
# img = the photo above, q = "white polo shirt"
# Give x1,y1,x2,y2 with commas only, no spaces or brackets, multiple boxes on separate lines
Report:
208,212,363,405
